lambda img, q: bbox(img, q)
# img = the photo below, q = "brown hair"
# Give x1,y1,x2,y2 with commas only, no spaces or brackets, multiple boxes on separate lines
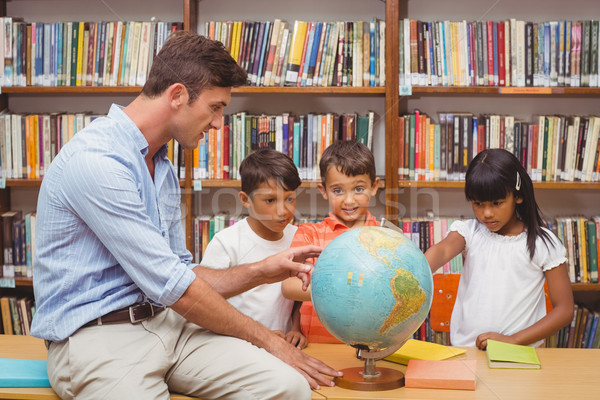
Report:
319,141,376,185
239,149,301,195
142,31,247,102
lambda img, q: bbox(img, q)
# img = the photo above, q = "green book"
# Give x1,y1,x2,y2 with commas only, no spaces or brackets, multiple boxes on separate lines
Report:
588,221,598,283
486,339,541,369
356,115,369,146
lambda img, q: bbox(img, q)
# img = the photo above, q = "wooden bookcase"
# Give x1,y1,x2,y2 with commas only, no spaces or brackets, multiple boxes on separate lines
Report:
0,0,599,333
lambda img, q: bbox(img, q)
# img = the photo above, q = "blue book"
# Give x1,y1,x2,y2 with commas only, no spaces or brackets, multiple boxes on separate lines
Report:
255,21,271,86
543,23,550,86
300,23,315,86
370,20,376,86
0,359,50,387
293,121,301,169
282,113,289,156
306,22,322,86
587,312,599,348
56,23,63,86
427,22,436,84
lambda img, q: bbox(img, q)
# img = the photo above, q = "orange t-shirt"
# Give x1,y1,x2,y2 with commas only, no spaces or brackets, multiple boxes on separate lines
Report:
292,212,379,343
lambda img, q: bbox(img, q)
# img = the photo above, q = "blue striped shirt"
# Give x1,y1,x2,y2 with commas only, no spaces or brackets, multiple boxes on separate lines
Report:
31,104,196,342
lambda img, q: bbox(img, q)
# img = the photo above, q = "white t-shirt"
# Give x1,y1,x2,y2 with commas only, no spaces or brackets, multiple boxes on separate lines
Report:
449,219,567,347
200,218,298,333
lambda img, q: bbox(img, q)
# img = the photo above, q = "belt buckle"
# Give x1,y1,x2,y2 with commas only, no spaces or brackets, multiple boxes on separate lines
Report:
129,302,153,323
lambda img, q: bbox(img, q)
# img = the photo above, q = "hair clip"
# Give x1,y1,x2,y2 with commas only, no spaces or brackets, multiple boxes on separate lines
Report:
515,172,521,191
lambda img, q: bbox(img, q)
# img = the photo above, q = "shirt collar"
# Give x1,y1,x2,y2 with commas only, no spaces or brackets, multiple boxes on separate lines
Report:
324,211,377,231
108,104,150,156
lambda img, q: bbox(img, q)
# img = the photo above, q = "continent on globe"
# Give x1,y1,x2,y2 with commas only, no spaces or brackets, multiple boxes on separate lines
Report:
311,226,433,350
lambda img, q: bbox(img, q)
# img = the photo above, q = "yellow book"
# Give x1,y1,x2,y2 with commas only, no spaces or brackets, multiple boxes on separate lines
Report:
230,21,240,62
75,21,85,86
384,339,466,365
284,21,308,86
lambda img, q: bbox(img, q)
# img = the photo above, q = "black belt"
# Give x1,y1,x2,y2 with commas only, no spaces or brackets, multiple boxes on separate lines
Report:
82,302,165,328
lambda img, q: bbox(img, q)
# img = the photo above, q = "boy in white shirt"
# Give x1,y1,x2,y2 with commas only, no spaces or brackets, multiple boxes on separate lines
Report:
201,149,307,348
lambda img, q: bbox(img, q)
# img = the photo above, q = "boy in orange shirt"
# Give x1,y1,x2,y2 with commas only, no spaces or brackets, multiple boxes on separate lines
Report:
282,140,380,342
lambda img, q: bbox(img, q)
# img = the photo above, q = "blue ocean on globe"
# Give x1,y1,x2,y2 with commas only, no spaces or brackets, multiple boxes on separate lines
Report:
311,226,433,349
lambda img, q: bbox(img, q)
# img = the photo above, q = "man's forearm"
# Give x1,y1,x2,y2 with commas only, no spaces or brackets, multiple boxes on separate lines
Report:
193,263,264,298
171,276,274,349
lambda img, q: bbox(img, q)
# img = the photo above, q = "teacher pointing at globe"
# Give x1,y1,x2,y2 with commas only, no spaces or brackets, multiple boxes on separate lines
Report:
31,31,340,400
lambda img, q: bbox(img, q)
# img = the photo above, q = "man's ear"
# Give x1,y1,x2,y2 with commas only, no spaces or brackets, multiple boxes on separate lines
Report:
239,191,252,208
317,183,328,200
167,83,189,109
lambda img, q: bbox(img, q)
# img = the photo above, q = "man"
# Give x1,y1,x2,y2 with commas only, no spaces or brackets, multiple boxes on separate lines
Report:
31,31,340,399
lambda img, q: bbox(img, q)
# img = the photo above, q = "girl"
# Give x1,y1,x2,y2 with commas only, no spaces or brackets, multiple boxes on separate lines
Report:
425,148,574,349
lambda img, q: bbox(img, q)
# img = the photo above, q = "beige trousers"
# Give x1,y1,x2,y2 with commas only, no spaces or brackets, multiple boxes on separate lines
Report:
47,308,311,400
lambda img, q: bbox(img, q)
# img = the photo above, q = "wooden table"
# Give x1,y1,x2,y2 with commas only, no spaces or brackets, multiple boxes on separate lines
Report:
2,335,599,400
304,343,600,399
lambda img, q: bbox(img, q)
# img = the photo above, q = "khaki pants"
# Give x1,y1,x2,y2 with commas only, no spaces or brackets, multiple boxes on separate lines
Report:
47,309,311,400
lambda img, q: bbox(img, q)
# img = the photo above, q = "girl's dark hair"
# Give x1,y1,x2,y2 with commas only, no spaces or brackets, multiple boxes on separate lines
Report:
239,149,301,195
465,148,551,259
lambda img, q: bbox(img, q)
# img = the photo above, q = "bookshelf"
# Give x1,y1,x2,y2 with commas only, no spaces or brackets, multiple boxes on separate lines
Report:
0,0,185,304
0,0,599,342
391,0,600,316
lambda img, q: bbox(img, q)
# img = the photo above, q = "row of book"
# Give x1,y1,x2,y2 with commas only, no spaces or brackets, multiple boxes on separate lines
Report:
399,19,600,88
194,112,375,181
0,296,34,335
0,110,183,180
0,111,101,179
547,304,600,348
398,112,600,182
0,18,183,87
204,19,386,87
552,216,599,284
0,210,36,280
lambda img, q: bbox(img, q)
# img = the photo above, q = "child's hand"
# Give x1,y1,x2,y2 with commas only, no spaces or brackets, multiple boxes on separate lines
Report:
285,329,308,349
475,332,517,350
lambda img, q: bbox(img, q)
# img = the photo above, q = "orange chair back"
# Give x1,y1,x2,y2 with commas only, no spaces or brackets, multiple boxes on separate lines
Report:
430,274,554,333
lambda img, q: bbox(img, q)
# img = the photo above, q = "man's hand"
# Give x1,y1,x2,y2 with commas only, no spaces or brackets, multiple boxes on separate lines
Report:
256,245,322,290
266,334,342,390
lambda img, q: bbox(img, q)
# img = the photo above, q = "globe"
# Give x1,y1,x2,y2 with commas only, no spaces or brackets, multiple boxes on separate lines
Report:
311,226,433,351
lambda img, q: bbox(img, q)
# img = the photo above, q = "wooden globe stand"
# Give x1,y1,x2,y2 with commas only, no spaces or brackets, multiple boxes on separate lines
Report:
334,342,406,391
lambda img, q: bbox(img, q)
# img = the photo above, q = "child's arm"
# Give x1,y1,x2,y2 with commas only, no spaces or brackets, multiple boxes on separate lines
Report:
475,262,574,349
285,301,308,349
424,231,466,273
282,276,312,301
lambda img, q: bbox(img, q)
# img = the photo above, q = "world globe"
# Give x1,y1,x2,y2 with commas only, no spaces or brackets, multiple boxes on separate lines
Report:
311,226,433,351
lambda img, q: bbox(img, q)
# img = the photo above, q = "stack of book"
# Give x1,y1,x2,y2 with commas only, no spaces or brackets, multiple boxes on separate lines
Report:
399,18,600,88
205,19,386,87
398,112,600,183
194,111,375,181
0,18,183,87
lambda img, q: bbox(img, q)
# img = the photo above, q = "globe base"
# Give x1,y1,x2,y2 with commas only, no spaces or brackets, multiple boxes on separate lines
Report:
334,366,405,391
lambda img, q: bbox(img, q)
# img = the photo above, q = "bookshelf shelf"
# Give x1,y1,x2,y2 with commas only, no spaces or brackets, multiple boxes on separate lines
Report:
188,179,386,189
4,179,186,188
397,181,600,190
409,87,600,96
572,283,600,292
1,87,143,94
231,87,386,95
